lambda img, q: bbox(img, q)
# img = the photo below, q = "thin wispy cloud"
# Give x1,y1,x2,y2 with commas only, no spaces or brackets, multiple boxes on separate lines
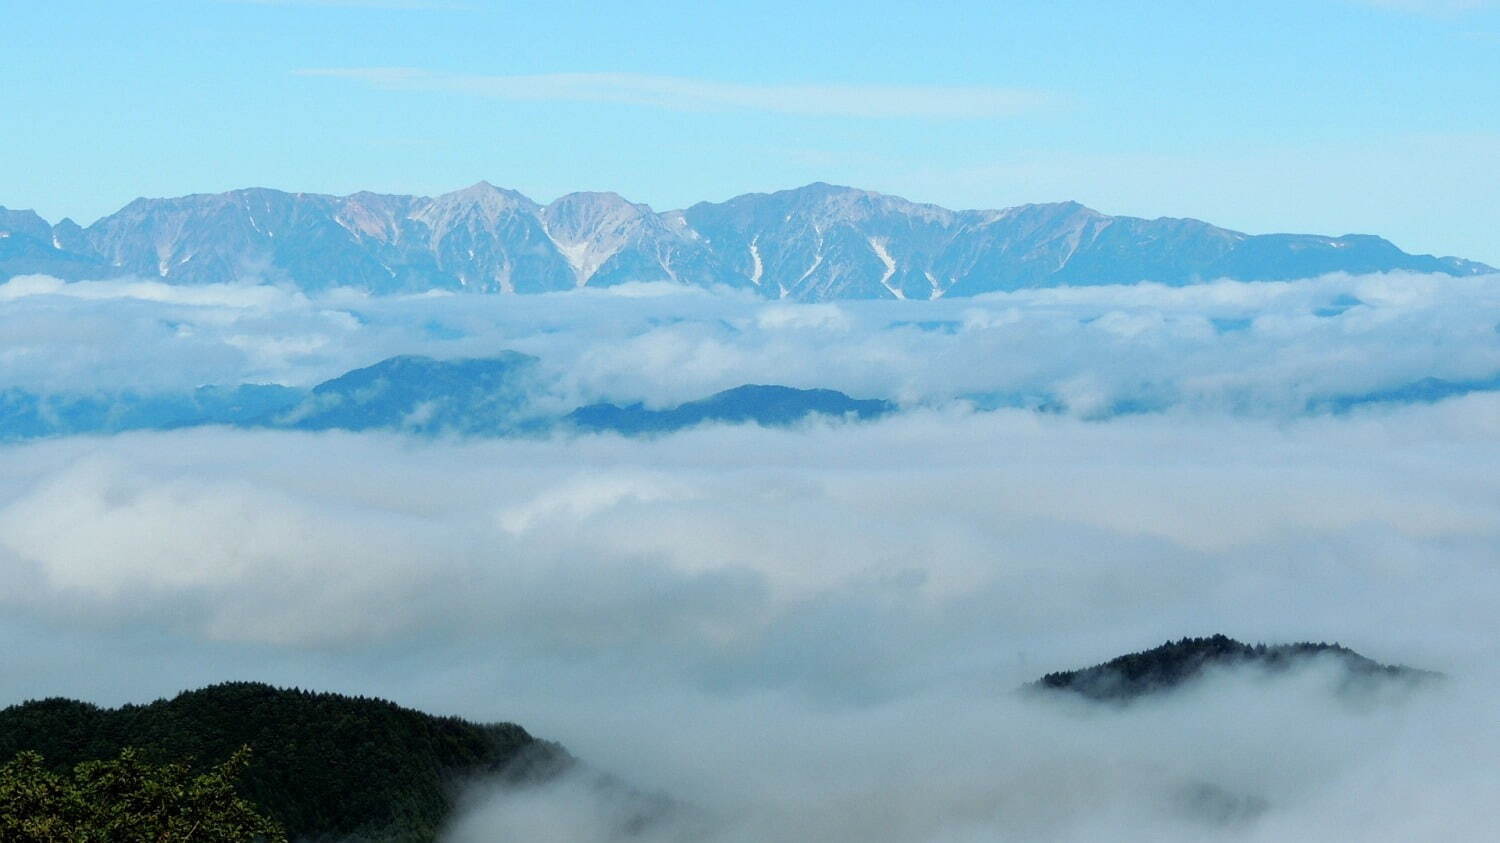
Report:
295,67,1047,119
4,270,1499,414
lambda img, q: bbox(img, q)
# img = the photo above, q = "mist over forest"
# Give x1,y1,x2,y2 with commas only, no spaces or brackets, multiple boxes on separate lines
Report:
6,0,1498,835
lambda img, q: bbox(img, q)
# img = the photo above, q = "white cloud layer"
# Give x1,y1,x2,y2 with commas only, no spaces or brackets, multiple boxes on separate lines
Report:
4,272,1500,838
1,398,1499,838
2,271,1499,419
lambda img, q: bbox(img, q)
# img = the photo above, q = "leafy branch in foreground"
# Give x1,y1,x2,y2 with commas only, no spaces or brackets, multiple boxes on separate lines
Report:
0,745,284,842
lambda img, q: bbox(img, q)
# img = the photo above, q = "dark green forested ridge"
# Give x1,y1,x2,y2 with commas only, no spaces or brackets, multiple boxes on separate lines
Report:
0,682,569,842
1032,634,1439,702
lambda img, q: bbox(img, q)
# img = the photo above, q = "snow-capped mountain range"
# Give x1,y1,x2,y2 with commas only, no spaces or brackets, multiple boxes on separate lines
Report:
1,182,1490,300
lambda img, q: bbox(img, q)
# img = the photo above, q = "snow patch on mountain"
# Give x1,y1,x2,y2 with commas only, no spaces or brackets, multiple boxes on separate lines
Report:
6,182,1492,300
749,236,764,286
869,236,903,299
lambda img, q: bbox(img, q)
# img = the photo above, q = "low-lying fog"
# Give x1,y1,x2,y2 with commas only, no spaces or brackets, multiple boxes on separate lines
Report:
3,270,1500,415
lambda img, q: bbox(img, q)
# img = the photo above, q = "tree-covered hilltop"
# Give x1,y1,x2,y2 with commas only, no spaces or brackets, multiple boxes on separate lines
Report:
0,682,569,842
1032,634,1438,703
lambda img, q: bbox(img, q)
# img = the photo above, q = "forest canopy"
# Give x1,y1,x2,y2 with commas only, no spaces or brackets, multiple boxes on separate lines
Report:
0,683,565,842
0,745,284,842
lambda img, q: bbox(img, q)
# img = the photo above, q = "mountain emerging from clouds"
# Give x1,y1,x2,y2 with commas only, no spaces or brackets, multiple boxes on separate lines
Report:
1,183,1490,300
567,385,894,434
5,350,1499,442
0,355,895,440
1031,635,1438,703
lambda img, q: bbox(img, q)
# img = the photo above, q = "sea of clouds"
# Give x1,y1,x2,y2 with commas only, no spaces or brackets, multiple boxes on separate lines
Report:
3,270,1500,415
2,270,1499,839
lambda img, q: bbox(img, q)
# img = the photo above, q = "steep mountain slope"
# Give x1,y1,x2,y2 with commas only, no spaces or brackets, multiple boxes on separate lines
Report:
0,206,110,280
282,352,543,433
682,182,963,299
80,183,578,293
542,191,746,289
1,185,1492,298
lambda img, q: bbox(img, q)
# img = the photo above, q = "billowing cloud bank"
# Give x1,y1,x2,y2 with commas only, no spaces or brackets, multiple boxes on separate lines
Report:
2,271,1499,416
2,400,1499,839
3,271,1500,838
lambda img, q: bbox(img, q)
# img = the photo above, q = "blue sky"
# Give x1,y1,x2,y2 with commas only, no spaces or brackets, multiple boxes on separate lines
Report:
3,0,1497,263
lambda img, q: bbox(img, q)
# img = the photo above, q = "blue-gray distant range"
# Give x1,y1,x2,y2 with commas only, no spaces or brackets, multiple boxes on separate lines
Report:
0,355,896,441
3,352,1490,442
1,183,1490,300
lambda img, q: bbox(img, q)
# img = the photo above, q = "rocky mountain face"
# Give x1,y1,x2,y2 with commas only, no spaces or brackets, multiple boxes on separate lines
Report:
1,184,1491,299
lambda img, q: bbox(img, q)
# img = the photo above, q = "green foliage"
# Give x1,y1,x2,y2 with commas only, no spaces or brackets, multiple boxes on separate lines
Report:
0,683,566,842
0,745,285,841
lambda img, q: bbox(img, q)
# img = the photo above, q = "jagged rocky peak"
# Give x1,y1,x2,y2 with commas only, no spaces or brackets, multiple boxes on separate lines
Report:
544,191,654,239
690,182,957,229
983,199,1102,229
0,207,110,281
542,191,660,284
49,218,89,253
332,190,417,243
399,183,574,293
2,182,1492,297
0,206,53,242
796,181,959,225
414,181,540,229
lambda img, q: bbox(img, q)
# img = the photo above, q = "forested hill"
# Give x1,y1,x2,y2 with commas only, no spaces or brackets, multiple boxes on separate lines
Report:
1032,635,1438,702
0,682,568,841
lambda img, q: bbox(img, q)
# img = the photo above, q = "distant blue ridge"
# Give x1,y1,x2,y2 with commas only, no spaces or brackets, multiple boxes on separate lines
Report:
0,356,896,441
567,385,895,435
6,354,1500,442
1313,373,1500,414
